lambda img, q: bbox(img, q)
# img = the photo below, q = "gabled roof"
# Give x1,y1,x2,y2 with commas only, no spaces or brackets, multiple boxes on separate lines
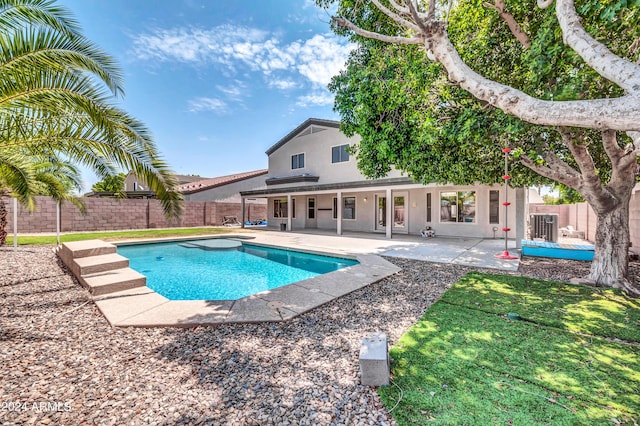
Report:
175,174,208,185
178,169,268,195
265,118,340,156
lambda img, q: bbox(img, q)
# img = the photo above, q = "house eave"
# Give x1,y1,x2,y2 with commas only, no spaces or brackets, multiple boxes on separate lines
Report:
265,175,320,186
241,177,417,197
265,118,340,156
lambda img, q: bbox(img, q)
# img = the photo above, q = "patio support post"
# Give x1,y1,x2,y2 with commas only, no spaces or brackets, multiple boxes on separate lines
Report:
56,200,61,245
287,194,292,232
385,188,392,239
337,191,343,236
13,197,17,251
241,197,246,229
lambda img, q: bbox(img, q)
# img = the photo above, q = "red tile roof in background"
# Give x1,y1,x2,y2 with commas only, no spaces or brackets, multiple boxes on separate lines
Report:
178,169,268,194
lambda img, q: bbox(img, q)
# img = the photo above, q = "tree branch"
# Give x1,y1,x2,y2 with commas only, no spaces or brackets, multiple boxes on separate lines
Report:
369,0,422,34
555,0,640,94
426,0,436,20
540,147,582,181
601,129,624,166
559,128,602,188
598,130,638,188
335,1,640,131
388,0,409,14
484,0,530,48
406,0,430,35
426,29,640,130
519,154,580,188
333,17,424,45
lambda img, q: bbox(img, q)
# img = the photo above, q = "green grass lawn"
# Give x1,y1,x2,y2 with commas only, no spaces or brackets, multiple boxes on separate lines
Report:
5,227,246,245
379,272,640,425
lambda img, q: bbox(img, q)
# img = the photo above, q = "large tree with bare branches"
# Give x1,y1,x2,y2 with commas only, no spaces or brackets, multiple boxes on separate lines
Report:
324,0,640,296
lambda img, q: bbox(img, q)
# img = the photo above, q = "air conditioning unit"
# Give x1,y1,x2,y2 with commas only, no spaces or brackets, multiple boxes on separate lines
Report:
529,214,559,242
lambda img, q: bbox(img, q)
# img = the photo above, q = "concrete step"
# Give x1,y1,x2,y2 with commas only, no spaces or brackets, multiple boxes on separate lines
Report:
73,253,130,276
80,268,146,296
58,240,117,266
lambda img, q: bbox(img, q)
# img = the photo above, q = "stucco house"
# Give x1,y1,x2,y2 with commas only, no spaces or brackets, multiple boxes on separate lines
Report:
178,170,268,203
123,172,205,192
121,170,268,202
241,118,527,243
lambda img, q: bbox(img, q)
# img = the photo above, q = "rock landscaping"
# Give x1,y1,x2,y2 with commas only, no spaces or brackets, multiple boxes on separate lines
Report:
0,246,636,425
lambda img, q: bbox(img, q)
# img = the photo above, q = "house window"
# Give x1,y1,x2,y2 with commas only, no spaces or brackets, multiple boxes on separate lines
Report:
440,191,476,223
333,197,356,219
291,153,305,169
331,144,350,163
489,190,500,224
426,193,432,222
274,199,296,218
344,197,356,219
308,197,315,219
274,199,287,218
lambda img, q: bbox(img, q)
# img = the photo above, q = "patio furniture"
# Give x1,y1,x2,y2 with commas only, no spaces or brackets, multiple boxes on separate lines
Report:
560,225,585,239
222,216,240,227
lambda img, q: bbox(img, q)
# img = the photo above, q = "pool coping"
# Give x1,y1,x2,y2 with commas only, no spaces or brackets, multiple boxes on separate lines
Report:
61,237,401,328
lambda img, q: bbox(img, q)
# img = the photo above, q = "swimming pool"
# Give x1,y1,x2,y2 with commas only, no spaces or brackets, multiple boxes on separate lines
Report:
116,239,358,300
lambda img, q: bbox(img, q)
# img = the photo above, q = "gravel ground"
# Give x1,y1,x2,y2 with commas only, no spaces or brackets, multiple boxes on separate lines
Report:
0,246,637,425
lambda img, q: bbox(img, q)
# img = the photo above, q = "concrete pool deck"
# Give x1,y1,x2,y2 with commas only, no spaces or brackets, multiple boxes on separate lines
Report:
58,231,520,328
247,230,521,271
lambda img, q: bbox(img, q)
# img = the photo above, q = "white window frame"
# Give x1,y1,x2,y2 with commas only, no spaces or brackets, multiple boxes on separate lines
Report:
333,196,356,220
291,152,305,170
439,191,477,224
331,144,350,164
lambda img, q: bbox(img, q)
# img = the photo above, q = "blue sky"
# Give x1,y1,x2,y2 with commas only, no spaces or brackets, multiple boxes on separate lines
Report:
59,0,352,190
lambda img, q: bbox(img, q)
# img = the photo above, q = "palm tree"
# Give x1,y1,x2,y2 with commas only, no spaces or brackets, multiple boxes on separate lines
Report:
0,0,183,245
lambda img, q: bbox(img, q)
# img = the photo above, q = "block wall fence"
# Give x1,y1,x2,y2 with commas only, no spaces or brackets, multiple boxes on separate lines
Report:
530,187,640,253
4,194,640,253
2,196,267,233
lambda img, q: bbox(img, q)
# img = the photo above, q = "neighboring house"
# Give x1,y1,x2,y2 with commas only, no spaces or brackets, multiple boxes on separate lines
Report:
124,172,206,192
179,170,268,202
118,170,268,203
86,172,211,199
241,118,527,242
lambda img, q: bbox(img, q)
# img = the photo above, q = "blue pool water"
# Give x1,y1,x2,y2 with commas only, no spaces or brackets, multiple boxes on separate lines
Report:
117,240,358,300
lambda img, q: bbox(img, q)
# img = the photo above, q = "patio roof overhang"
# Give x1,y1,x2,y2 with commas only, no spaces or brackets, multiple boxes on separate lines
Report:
241,177,425,198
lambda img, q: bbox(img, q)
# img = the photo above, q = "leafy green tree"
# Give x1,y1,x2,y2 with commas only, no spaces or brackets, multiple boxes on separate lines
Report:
0,152,85,244
555,184,584,204
325,0,640,296
91,173,126,193
0,0,183,245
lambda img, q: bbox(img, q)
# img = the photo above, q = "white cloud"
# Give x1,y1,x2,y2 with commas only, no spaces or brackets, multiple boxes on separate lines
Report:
131,25,354,91
216,80,247,102
296,92,334,107
294,34,353,86
268,79,298,90
188,97,229,113
132,25,268,67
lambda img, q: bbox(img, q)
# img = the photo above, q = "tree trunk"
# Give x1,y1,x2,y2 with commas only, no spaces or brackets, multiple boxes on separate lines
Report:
0,197,7,247
587,198,639,296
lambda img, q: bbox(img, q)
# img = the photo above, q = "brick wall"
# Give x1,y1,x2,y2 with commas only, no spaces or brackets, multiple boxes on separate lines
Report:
530,196,640,253
2,196,267,233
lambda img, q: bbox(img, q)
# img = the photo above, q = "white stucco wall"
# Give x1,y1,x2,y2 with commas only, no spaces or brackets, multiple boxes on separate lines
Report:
266,125,403,186
183,174,267,202
265,184,521,239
